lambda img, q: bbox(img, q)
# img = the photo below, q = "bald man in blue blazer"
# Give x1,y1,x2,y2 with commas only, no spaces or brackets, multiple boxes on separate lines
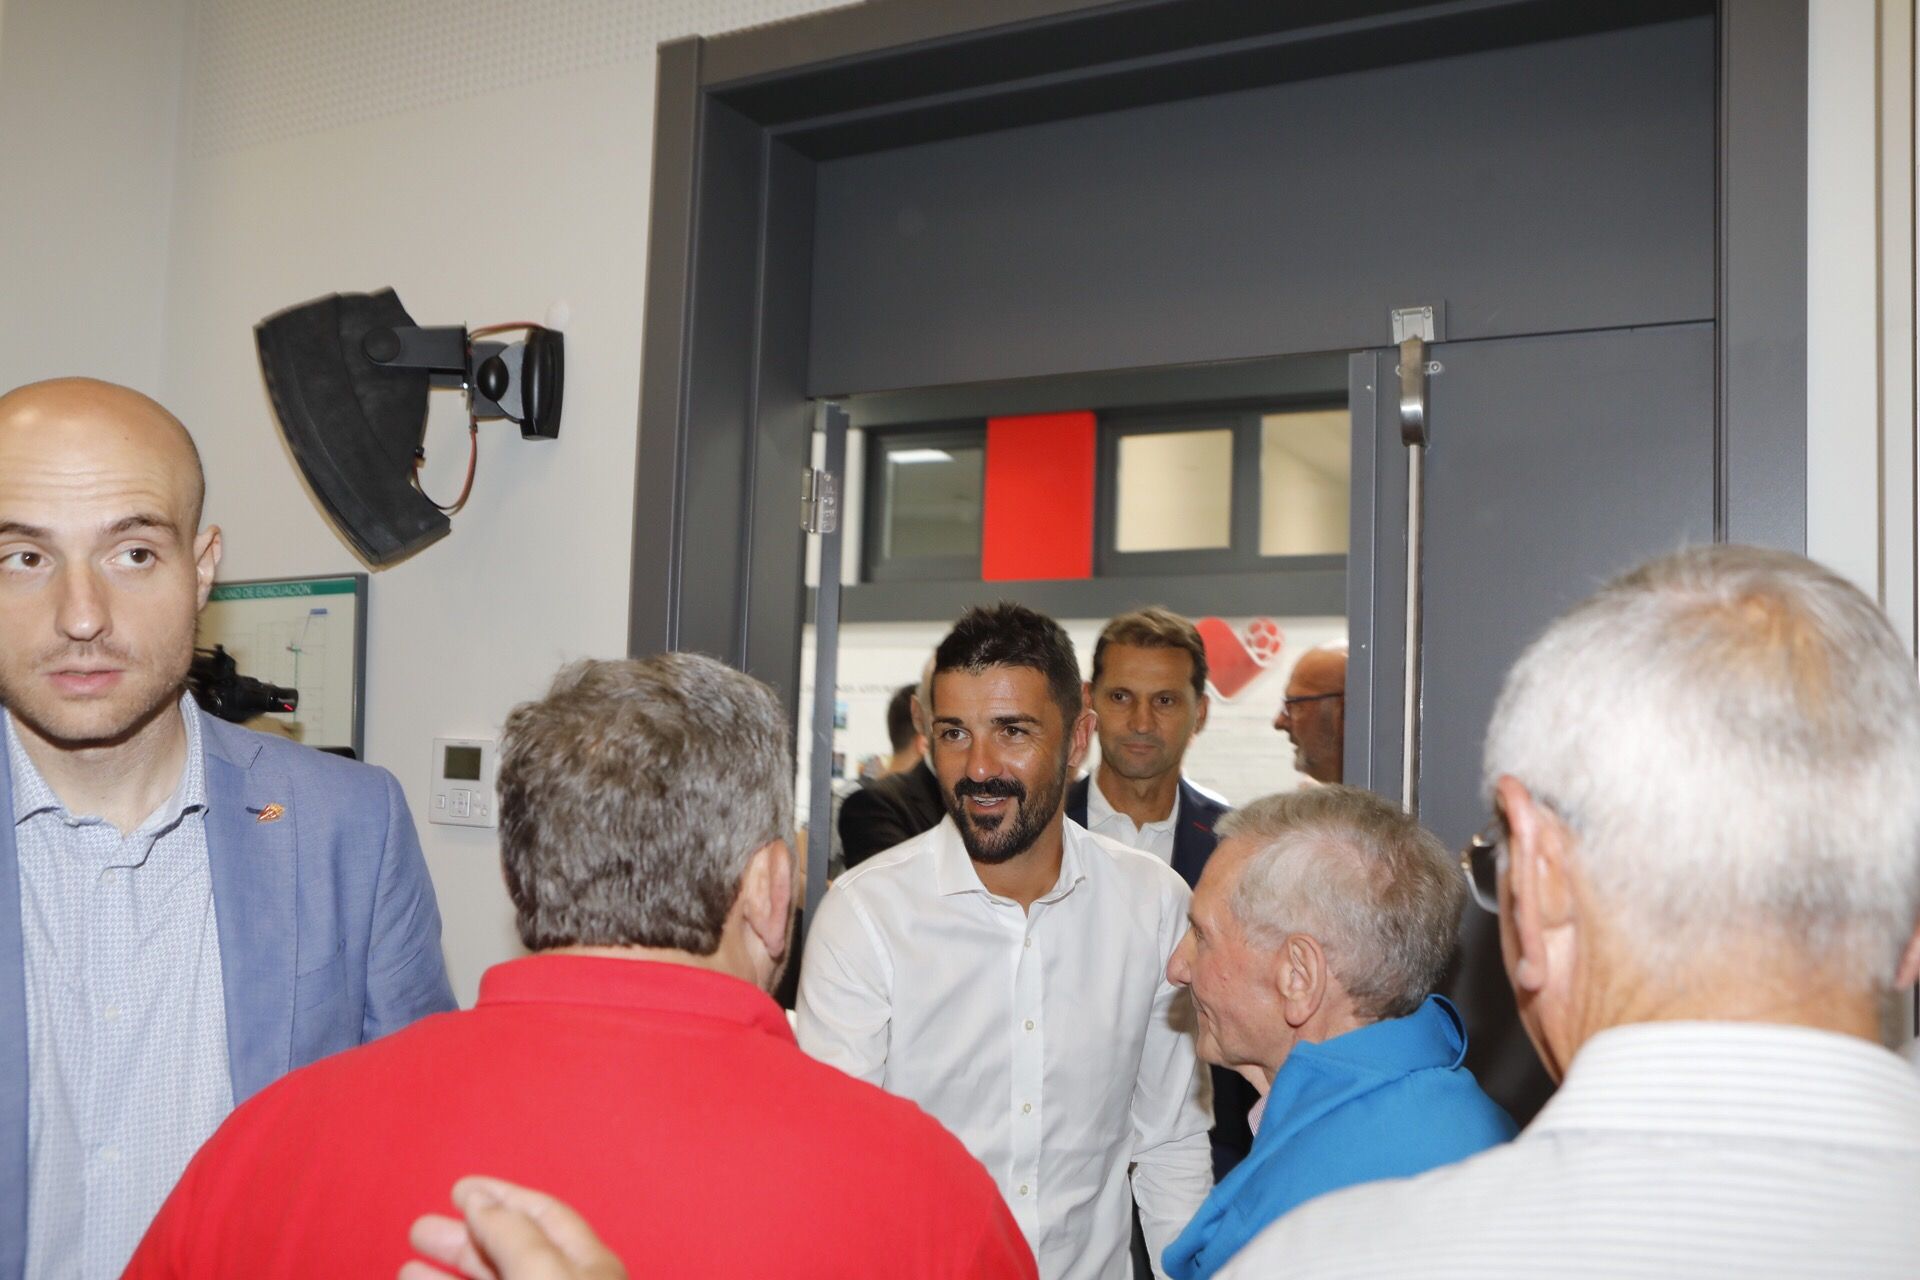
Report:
0,378,455,1280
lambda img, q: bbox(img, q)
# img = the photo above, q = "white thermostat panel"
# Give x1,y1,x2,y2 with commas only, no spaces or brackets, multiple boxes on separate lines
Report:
430,737,497,828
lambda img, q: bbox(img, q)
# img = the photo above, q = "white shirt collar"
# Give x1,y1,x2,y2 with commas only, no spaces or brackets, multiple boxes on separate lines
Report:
931,813,1090,905
1528,1020,1920,1151
1085,770,1179,834
7,693,207,829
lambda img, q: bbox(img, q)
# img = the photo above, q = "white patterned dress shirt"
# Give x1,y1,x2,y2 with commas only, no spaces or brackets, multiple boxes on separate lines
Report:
11,698,233,1280
796,816,1212,1279
1219,1020,1920,1280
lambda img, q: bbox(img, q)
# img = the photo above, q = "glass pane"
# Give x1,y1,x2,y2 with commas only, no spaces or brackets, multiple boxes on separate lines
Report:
1114,428,1234,552
882,443,983,560
1259,409,1350,556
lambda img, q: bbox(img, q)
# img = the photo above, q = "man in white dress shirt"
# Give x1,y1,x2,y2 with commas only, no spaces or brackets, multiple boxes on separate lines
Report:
797,602,1212,1280
1221,545,1920,1279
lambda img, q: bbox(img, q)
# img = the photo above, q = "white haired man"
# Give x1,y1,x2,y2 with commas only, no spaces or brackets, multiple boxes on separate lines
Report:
1161,786,1514,1279
1221,545,1920,1278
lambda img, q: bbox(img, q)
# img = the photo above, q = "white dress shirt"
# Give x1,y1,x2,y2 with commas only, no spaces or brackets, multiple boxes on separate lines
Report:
797,816,1212,1280
1219,1020,1920,1279
1083,772,1178,866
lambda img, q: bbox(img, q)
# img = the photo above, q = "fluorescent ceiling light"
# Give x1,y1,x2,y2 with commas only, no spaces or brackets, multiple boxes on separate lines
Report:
891,448,954,464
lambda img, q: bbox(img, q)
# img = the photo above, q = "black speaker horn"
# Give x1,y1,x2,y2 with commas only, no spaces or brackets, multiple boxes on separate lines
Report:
255,288,563,567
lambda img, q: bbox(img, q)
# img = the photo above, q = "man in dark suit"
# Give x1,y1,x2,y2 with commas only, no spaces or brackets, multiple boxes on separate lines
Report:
838,674,945,869
1064,607,1258,1181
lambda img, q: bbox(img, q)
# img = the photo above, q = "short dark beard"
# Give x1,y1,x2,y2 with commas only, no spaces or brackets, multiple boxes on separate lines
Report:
943,749,1071,866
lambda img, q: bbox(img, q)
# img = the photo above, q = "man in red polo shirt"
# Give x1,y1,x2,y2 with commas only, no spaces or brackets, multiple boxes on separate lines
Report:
125,654,1036,1279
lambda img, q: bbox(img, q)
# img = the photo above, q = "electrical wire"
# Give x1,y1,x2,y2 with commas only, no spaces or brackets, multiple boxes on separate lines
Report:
412,422,478,514
409,322,541,514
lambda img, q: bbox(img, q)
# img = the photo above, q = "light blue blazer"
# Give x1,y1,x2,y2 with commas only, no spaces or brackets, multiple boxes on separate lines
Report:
0,707,457,1279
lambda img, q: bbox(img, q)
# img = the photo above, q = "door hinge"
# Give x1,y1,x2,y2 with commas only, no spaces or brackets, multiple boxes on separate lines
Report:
802,467,839,535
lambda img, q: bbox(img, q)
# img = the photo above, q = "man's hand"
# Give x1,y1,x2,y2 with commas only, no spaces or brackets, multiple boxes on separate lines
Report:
398,1177,628,1280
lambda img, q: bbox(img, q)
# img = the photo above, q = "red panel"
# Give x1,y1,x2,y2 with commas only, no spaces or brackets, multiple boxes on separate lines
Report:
982,411,1097,581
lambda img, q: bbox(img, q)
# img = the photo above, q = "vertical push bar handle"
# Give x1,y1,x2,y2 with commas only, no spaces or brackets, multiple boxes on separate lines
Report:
1390,306,1441,813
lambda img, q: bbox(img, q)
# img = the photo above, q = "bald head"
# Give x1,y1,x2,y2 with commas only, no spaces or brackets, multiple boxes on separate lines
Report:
1276,643,1348,784
1287,645,1347,699
0,378,206,529
0,377,223,754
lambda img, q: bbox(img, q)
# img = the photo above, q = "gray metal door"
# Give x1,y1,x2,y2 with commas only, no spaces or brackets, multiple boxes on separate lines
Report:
1352,322,1716,1120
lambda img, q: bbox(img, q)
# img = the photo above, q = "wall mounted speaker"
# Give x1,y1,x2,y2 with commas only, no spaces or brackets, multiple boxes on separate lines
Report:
256,287,563,567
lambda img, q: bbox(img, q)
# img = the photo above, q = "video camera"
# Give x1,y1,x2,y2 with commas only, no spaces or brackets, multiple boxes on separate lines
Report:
188,645,298,724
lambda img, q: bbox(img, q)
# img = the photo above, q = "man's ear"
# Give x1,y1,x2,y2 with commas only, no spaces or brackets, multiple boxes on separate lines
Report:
1896,921,1920,990
193,526,223,610
1276,932,1328,1030
1069,706,1096,770
741,839,795,964
1495,775,1573,994
1194,692,1211,736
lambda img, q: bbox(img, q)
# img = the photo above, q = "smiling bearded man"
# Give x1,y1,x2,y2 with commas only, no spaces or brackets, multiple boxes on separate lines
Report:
796,602,1213,1280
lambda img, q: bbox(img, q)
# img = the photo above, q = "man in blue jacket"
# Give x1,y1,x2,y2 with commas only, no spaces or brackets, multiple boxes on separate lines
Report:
0,378,455,1280
1162,785,1514,1280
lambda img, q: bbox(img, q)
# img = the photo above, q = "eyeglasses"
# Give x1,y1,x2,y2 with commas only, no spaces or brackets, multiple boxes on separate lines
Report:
1281,692,1344,709
1459,816,1505,914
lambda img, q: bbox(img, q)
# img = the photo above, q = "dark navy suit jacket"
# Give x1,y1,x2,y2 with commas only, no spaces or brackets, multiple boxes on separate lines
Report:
1065,774,1259,1179
1065,773,1226,892
0,707,457,1280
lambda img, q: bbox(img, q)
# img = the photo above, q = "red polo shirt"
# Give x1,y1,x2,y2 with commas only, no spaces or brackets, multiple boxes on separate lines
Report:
125,954,1036,1278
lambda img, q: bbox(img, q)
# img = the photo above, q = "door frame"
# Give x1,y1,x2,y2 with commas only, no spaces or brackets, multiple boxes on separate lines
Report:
628,0,1806,725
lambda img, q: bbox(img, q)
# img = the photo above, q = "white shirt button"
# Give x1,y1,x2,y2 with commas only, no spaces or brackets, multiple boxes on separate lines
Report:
1022,1102,1033,1114
99,1145,120,1163
1024,1019,1035,1031
1018,1184,1031,1197
103,1005,120,1023
1024,936,1032,948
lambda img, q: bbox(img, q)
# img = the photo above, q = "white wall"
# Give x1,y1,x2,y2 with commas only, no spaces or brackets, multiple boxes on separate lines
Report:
0,0,189,396
149,0,845,1004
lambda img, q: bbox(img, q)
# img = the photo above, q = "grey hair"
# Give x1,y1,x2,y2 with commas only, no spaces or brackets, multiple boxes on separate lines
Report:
1221,786,1462,1020
1483,545,1920,987
497,654,793,954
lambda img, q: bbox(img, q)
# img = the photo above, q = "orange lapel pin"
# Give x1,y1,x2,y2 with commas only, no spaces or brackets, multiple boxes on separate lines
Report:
254,803,286,824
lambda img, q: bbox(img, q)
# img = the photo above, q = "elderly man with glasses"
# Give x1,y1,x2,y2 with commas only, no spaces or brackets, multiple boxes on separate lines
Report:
1160,785,1514,1280
1222,545,1920,1279
1273,643,1346,784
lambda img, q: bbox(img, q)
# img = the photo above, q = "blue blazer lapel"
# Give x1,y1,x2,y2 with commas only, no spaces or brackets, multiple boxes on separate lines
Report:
0,756,26,1280
1171,779,1222,889
201,716,298,1104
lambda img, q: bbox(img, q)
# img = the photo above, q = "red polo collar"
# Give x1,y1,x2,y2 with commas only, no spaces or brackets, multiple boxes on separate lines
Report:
476,953,794,1044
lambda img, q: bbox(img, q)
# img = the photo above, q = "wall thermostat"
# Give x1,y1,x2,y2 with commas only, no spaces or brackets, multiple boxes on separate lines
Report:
430,736,497,828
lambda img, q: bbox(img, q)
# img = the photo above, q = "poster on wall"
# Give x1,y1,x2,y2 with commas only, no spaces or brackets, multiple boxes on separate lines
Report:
197,574,368,758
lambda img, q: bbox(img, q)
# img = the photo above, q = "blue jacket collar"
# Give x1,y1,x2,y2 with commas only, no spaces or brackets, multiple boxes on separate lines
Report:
1288,994,1469,1080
